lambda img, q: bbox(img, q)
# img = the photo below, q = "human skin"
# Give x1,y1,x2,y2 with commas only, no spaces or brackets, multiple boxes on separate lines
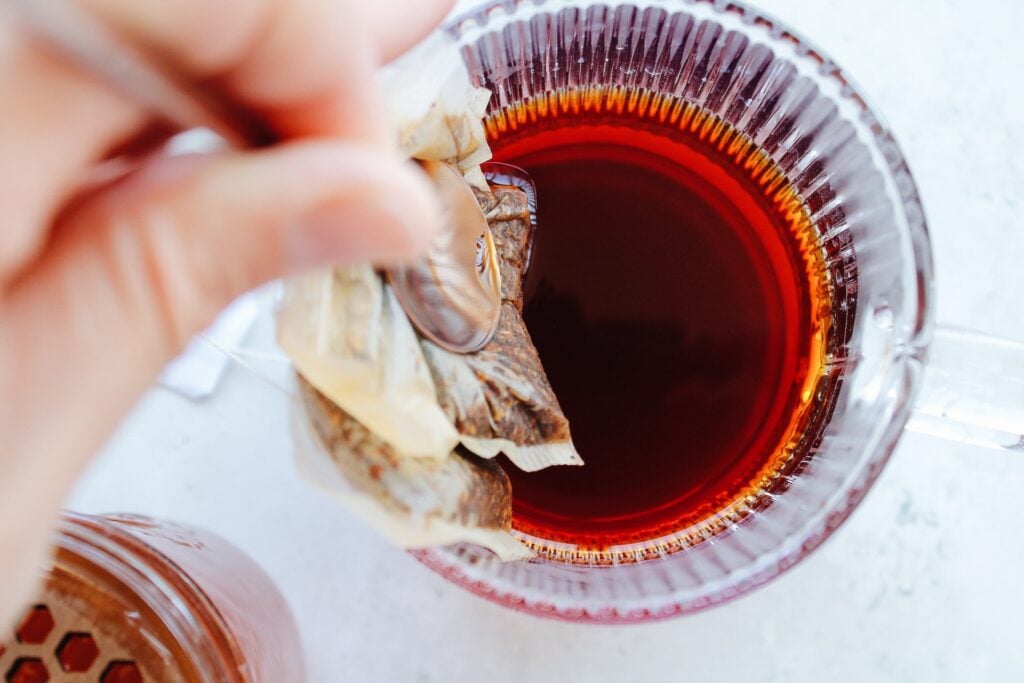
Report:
0,0,453,622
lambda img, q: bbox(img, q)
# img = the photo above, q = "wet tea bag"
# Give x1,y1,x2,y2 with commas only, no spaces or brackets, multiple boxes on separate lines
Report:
277,35,579,559
421,186,583,472
295,376,526,559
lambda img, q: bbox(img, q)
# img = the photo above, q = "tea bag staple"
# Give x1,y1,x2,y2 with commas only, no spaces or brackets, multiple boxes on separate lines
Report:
277,35,580,559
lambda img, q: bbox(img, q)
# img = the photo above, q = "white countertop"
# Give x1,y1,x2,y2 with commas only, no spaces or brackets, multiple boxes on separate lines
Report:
69,1,1024,680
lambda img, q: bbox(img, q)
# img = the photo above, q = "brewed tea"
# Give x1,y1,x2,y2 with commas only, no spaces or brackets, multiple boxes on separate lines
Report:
487,88,841,557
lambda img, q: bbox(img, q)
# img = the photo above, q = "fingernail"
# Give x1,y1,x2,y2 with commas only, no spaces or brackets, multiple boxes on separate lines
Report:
291,190,435,270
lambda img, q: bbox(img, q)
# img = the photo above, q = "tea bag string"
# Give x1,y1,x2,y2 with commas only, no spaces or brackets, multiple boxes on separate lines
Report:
196,333,297,399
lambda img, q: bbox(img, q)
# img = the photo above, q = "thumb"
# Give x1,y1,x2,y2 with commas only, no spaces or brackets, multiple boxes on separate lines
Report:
1,140,440,474
67,140,442,350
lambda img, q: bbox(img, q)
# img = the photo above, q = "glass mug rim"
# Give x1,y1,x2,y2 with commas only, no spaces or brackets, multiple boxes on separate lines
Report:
415,0,934,622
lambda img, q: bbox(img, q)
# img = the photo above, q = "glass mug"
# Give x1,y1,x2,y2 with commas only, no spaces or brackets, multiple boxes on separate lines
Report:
214,0,1021,623
395,0,1024,622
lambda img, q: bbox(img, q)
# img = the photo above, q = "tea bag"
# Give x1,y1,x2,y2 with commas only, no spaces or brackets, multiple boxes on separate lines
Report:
277,33,488,460
295,376,527,559
278,265,457,460
278,35,579,559
381,34,491,189
421,186,583,472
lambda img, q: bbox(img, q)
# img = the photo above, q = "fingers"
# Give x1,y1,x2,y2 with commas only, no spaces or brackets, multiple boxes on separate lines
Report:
0,0,459,625
0,14,142,279
80,0,458,137
364,0,458,64
79,0,456,73
0,0,455,281
0,137,440,624
1,141,441,474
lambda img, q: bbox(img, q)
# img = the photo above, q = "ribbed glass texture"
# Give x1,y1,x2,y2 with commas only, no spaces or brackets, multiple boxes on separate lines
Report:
416,0,933,622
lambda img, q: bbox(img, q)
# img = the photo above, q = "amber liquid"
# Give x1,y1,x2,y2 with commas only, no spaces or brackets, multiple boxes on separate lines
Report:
487,89,835,557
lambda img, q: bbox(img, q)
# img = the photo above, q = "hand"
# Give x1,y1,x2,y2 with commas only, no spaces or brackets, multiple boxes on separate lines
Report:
0,0,452,621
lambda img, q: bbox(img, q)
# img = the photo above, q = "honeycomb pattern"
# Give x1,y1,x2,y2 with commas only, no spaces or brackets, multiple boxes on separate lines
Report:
5,657,49,683
14,608,54,645
98,662,141,683
55,634,99,673
3,603,141,682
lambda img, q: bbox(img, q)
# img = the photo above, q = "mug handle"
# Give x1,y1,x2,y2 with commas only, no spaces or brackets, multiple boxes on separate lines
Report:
907,325,1024,450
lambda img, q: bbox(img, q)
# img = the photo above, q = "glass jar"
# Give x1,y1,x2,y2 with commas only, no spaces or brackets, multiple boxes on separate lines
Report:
1,513,303,682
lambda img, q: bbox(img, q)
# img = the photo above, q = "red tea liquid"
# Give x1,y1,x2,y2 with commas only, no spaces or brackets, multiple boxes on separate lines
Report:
487,89,834,554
